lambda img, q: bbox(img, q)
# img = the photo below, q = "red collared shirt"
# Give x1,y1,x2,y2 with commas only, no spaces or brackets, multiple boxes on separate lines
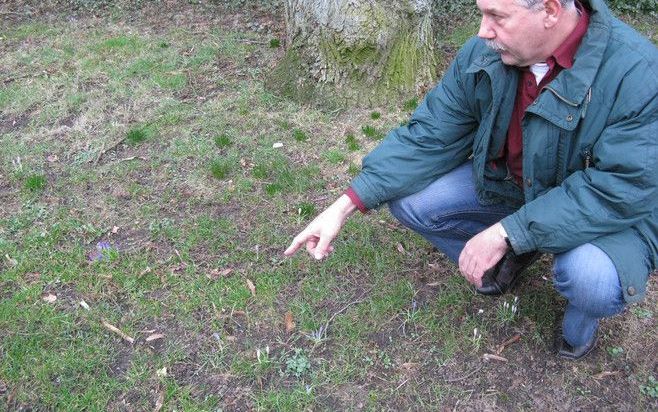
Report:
505,2,590,186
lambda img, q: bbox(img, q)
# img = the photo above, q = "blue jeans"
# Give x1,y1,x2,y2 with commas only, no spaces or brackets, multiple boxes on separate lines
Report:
388,161,625,347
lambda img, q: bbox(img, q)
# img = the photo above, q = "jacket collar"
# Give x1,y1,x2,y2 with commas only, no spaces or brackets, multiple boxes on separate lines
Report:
546,0,612,106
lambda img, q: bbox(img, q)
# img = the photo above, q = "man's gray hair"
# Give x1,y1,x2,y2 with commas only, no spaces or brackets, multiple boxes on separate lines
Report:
517,0,574,8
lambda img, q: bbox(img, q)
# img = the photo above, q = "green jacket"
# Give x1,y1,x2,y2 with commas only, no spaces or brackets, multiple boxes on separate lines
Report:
350,0,658,303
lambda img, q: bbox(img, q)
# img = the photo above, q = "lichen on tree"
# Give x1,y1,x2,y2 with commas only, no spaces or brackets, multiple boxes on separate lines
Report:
267,0,441,107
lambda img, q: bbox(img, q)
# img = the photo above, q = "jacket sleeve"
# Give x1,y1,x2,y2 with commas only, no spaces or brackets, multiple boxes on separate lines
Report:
349,41,480,209
502,89,658,254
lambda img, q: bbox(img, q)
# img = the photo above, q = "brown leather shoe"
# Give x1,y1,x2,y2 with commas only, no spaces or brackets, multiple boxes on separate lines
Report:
476,250,540,296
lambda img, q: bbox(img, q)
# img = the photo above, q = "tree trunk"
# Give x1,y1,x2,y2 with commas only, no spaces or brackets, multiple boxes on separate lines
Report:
267,0,439,107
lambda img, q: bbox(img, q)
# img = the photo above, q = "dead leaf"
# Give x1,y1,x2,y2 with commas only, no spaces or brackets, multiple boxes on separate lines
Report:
79,300,91,311
154,389,165,412
426,281,441,287
42,293,57,303
246,279,256,297
46,154,59,162
139,266,152,277
396,243,406,254
156,367,167,377
592,371,621,380
240,158,247,167
111,226,119,234
284,311,295,333
206,268,233,280
401,362,420,370
146,333,165,342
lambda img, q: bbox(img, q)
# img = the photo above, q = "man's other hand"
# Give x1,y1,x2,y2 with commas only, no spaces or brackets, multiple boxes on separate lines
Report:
284,194,357,260
458,222,509,287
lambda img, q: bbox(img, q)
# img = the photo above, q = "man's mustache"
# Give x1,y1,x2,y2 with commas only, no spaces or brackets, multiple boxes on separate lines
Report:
485,40,507,52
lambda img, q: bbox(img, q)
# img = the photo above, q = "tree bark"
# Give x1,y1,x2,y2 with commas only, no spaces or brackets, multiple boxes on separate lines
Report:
268,0,439,106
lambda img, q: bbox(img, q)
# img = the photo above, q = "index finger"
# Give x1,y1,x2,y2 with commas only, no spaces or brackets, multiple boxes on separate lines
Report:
284,232,309,256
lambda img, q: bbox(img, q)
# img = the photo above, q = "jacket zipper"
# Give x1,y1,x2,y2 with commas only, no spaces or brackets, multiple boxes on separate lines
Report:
583,146,592,168
543,86,579,107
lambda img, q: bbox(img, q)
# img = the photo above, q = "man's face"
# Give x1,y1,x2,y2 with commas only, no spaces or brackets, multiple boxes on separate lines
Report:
476,0,548,67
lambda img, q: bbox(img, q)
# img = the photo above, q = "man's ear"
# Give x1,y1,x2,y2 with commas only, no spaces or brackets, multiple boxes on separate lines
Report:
543,0,561,28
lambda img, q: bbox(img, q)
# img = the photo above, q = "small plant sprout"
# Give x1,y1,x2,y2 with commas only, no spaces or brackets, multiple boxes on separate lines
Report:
370,111,381,120
256,346,271,364
470,327,483,351
304,325,327,344
12,156,23,173
269,38,281,48
297,202,316,220
285,348,311,378
497,296,520,325
640,375,658,399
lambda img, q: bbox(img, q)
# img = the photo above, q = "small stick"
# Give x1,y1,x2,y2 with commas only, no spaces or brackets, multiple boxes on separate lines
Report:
483,353,508,362
496,334,521,355
101,319,134,344
116,156,147,163
395,378,410,391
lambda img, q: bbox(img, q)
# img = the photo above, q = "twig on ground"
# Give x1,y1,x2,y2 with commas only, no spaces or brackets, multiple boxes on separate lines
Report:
496,334,521,355
445,364,483,383
101,319,135,344
395,378,410,391
115,156,147,163
483,353,508,362
322,289,372,337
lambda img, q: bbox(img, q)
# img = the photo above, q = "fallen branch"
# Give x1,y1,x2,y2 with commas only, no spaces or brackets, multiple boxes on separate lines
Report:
101,319,135,344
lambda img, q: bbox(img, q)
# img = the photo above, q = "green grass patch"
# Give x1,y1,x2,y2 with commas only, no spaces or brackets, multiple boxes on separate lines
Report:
292,129,308,142
323,150,345,164
344,133,360,151
370,111,381,120
210,158,232,179
361,125,384,140
214,133,233,148
403,97,419,112
24,174,47,191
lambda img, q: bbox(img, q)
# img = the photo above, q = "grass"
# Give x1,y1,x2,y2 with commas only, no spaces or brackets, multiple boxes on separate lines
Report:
0,3,656,411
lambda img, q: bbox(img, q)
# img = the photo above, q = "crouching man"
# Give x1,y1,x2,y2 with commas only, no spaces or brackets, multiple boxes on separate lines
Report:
285,0,657,359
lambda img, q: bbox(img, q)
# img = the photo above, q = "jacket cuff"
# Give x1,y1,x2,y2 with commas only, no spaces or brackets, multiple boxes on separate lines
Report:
501,213,537,254
344,187,368,214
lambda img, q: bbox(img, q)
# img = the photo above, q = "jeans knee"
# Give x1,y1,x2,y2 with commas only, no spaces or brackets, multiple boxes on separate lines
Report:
553,244,624,318
389,196,435,233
